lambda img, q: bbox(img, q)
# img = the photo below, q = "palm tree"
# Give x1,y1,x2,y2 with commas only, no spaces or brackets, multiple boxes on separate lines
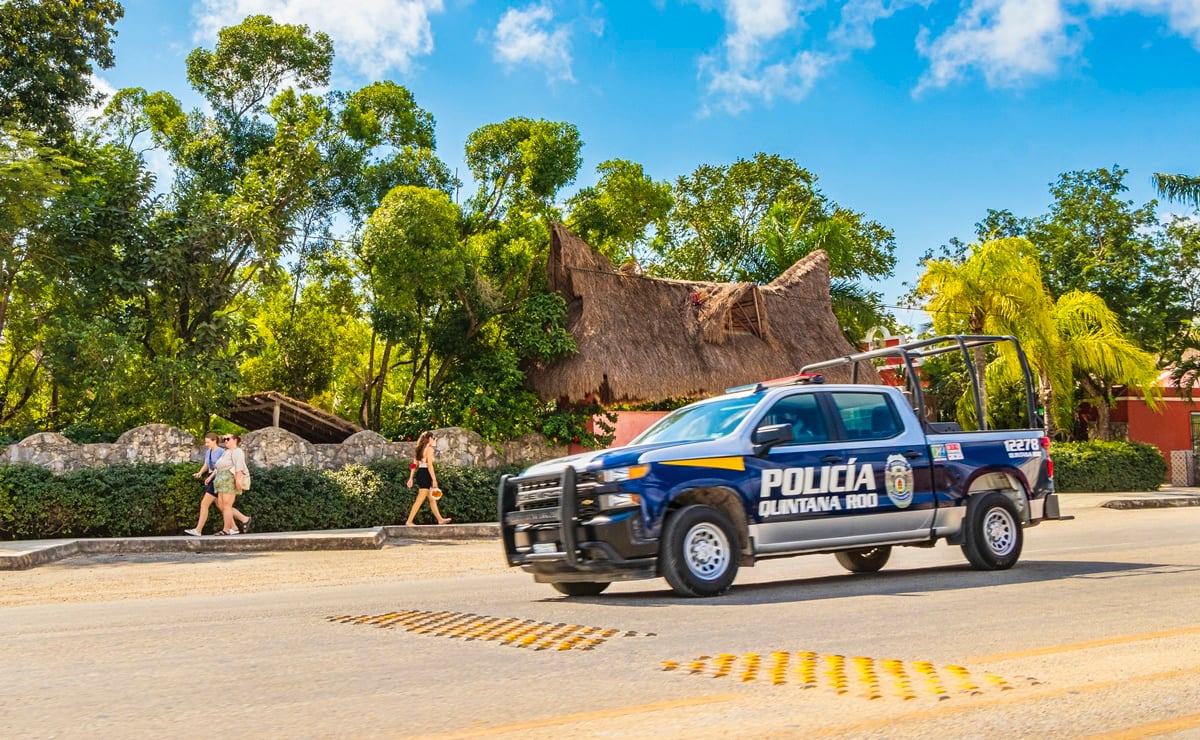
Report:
917,238,1159,438
917,238,1055,427
1153,173,1200,210
1051,291,1160,438
985,290,1161,436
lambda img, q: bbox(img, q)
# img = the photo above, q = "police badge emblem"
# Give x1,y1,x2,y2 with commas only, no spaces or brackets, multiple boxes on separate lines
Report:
884,454,914,509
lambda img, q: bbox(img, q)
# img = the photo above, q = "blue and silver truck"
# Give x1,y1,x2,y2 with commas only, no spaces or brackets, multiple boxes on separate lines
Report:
499,335,1068,597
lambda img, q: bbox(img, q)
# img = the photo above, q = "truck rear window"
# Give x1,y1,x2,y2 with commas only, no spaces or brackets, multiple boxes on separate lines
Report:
831,392,901,440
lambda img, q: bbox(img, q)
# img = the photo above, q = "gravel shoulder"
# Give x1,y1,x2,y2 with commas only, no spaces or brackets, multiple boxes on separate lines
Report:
0,539,508,609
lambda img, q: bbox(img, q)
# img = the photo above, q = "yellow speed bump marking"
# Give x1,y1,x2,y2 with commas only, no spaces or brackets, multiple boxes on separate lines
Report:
661,651,1016,701
328,610,650,652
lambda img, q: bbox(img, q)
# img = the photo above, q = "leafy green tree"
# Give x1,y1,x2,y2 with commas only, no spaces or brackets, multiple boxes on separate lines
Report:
33,135,157,430
241,248,363,403
649,153,896,343
0,0,123,142
88,16,342,427
565,159,672,265
360,185,468,428
1029,167,1179,356
464,117,582,226
0,126,90,428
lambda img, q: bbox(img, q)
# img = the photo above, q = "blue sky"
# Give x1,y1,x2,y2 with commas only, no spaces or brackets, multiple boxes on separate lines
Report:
99,0,1200,322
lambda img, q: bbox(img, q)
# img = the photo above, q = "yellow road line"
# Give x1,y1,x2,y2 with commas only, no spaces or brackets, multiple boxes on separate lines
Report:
1083,711,1200,740
965,624,1200,663
412,694,739,738
810,665,1200,738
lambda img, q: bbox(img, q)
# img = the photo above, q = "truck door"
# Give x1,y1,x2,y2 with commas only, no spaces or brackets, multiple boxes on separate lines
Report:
749,390,935,554
748,391,849,550
825,390,935,540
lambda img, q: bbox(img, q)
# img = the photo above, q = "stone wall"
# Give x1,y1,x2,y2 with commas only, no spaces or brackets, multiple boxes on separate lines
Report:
0,425,568,474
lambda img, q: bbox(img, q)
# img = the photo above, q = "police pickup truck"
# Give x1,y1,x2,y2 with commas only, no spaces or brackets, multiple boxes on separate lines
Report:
499,335,1066,597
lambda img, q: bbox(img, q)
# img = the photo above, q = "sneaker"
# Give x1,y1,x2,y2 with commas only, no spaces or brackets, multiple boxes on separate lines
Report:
184,528,201,537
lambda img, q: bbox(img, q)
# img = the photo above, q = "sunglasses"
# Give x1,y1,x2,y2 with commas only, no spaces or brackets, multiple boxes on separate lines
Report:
222,436,235,442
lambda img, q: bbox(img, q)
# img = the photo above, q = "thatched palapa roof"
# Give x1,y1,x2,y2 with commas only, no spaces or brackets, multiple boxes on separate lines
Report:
526,223,878,404
225,391,362,443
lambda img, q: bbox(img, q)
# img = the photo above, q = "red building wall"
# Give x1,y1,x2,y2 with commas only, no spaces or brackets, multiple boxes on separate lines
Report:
1114,391,1197,463
570,410,670,454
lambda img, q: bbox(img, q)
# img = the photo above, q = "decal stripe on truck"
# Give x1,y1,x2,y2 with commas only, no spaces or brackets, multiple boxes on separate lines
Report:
660,457,746,471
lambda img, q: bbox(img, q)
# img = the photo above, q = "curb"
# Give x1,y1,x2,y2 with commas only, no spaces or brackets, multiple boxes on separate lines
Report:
0,524,500,571
1101,497,1200,510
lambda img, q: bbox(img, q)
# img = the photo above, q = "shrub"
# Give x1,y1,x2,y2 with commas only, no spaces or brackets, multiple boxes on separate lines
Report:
0,460,519,539
1052,440,1166,492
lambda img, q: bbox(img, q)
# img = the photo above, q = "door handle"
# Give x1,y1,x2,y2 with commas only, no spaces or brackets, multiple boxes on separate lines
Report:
902,449,923,460
821,454,843,464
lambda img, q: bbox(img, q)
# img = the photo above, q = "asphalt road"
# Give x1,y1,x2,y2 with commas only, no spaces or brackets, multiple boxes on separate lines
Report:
3,496,1200,739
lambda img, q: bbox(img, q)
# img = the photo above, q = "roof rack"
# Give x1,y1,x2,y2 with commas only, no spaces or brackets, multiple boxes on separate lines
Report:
799,334,1038,431
726,372,824,394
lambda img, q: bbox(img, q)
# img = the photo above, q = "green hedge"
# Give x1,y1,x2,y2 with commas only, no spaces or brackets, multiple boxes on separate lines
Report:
0,459,522,540
1052,440,1166,492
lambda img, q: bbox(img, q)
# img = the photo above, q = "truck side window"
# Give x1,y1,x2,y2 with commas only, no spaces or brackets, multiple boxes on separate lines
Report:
758,394,828,444
831,392,900,440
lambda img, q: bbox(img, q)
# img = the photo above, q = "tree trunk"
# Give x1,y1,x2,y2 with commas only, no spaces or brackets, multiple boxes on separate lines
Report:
1094,401,1111,441
972,344,988,430
371,340,392,430
1079,376,1112,441
359,332,378,428
1038,368,1055,437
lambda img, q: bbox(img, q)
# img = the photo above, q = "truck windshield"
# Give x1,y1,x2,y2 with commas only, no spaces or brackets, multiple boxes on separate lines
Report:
632,395,761,445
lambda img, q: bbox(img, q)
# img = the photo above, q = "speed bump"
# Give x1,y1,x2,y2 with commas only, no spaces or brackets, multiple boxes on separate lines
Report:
327,610,650,652
661,651,1016,701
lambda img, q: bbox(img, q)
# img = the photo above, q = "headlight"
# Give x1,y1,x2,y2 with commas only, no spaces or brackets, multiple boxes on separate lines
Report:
597,464,649,483
598,493,641,509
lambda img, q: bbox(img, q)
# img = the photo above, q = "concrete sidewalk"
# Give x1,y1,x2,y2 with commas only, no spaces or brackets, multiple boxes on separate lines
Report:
0,523,499,571
3,488,1199,571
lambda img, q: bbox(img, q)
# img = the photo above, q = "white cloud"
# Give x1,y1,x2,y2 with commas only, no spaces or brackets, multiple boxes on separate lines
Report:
915,0,1079,94
1088,0,1200,46
699,0,926,113
194,0,445,79
700,0,828,112
702,49,832,114
492,2,575,83
723,0,799,65
831,0,931,51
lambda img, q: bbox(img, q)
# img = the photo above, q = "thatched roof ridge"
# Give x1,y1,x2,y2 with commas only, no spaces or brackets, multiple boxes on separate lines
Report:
527,224,877,403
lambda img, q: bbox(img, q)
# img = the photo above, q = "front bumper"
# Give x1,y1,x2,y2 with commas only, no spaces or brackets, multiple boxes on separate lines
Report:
499,468,659,583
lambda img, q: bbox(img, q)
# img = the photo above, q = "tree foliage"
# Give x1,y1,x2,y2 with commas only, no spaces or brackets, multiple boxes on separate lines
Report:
0,0,124,142
918,237,1158,438
642,153,896,342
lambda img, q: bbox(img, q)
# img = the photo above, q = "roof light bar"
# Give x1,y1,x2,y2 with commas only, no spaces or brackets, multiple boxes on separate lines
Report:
726,373,824,394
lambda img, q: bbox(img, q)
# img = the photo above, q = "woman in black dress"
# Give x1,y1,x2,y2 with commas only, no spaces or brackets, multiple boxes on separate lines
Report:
405,430,451,525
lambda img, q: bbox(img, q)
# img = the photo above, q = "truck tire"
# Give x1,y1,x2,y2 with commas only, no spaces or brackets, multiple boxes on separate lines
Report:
661,504,740,597
551,581,611,597
961,491,1023,570
835,546,892,573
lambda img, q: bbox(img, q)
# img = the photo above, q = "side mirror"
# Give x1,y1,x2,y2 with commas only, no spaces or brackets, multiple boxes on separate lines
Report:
752,423,795,457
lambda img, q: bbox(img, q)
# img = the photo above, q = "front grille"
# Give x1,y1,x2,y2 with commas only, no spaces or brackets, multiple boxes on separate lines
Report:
512,471,600,517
